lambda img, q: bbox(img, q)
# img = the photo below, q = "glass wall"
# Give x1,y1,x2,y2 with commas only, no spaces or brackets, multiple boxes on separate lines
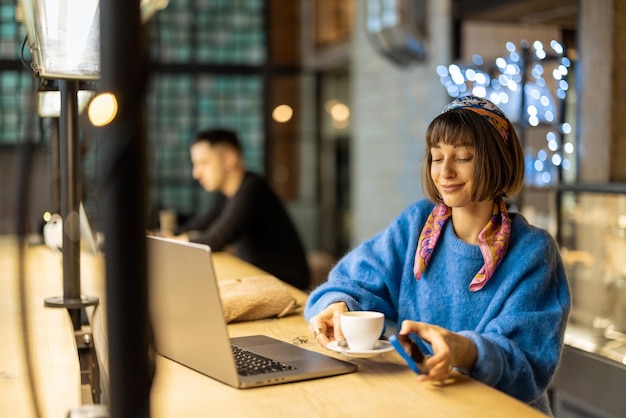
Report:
1,2,272,231
146,0,268,223
0,1,313,241
147,73,264,218
0,4,40,145
152,0,265,65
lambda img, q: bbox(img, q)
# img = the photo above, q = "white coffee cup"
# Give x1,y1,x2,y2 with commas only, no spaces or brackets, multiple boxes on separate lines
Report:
340,311,384,351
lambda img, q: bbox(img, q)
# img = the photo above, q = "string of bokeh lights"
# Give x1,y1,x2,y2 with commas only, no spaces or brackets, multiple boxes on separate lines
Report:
436,40,573,187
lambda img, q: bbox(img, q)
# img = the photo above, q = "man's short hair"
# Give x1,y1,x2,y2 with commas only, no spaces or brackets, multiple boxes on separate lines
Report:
193,128,242,153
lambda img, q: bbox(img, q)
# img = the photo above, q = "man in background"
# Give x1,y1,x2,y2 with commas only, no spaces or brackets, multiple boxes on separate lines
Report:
171,128,311,290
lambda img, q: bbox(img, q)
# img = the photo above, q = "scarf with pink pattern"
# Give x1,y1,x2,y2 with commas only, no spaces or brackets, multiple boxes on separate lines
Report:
413,199,511,292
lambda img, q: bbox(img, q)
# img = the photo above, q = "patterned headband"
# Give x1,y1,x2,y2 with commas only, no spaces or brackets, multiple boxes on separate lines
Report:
442,95,510,142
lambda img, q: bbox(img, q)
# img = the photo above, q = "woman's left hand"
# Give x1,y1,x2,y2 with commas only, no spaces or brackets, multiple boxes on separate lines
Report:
398,320,477,382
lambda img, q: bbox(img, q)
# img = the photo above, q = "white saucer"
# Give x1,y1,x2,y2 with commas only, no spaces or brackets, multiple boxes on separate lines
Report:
327,340,394,358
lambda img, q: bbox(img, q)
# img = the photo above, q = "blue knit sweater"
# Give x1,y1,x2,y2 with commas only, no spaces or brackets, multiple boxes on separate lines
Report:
305,199,570,413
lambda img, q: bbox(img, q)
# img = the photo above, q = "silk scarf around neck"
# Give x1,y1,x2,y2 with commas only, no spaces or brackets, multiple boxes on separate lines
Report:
413,199,511,292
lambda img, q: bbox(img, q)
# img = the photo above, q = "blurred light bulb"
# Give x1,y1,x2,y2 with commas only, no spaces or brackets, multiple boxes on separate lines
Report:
330,102,350,122
550,40,564,54
562,159,572,170
472,54,483,65
272,104,293,123
538,150,547,161
88,93,118,127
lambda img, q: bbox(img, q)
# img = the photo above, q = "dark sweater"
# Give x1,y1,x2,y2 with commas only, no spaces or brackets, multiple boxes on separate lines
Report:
177,172,311,290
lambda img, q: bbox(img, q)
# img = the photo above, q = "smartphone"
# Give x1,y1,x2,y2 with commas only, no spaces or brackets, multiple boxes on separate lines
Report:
388,334,427,374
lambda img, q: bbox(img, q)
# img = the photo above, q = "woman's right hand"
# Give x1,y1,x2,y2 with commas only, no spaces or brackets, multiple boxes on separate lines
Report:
308,302,348,347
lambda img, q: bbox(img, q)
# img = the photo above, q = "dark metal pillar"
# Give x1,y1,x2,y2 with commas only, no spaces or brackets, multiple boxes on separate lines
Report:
44,80,98,328
59,79,82,330
99,0,152,416
51,117,60,214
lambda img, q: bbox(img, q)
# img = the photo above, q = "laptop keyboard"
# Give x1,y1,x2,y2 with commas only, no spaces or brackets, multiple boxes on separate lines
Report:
231,344,296,376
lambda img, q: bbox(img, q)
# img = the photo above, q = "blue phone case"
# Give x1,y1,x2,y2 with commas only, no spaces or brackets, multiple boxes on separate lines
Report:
388,334,424,374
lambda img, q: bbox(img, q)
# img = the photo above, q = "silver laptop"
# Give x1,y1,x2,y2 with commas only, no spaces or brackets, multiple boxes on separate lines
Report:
147,236,357,388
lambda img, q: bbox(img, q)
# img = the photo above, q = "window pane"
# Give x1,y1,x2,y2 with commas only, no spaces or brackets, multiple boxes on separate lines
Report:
0,71,38,144
152,0,266,65
147,73,263,217
0,4,25,60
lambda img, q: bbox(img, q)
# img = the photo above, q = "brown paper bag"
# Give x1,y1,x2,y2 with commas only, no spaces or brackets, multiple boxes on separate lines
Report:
218,275,298,323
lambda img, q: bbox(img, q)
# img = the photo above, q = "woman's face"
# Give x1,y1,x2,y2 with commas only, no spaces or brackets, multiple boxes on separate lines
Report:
430,142,476,208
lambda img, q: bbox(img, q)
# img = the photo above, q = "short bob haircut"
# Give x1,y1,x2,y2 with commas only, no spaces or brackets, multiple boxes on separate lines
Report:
421,108,525,203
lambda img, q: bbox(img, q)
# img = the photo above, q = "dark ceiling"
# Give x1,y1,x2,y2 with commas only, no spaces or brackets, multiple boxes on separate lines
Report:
453,0,578,31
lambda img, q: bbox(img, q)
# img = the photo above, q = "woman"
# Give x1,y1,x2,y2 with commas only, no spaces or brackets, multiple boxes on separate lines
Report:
305,95,570,415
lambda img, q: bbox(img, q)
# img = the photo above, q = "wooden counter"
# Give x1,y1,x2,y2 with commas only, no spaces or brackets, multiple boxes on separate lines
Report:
0,237,82,418
1,239,547,417
149,252,546,418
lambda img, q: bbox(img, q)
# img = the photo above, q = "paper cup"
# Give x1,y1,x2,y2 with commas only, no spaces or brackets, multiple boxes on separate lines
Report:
159,210,177,235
